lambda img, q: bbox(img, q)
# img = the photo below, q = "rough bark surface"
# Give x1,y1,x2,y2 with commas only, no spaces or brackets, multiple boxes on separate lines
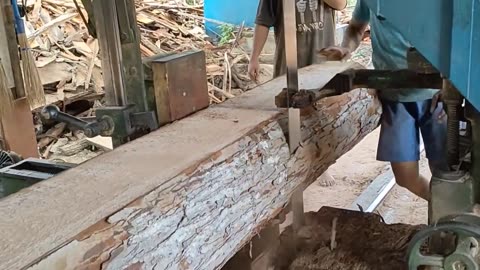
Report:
0,62,381,270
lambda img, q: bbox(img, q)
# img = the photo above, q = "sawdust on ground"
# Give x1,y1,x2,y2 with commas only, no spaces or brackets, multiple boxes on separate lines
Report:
304,129,386,212
274,207,425,270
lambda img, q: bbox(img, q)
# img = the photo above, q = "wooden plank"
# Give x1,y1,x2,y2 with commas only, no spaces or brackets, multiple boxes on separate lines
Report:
86,136,113,151
1,98,39,158
0,4,14,88
0,62,381,270
152,51,210,126
38,62,72,86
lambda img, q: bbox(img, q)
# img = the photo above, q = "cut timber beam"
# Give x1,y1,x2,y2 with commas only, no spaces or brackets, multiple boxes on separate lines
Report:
0,62,381,270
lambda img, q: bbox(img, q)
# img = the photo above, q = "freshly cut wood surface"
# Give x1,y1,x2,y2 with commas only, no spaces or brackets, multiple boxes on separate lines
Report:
0,62,381,270
86,136,114,151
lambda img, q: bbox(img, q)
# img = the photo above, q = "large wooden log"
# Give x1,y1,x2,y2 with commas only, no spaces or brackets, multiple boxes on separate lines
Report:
0,62,381,270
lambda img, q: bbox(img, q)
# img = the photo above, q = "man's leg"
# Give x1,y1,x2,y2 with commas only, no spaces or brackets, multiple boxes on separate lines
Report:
377,101,427,200
391,162,430,200
420,100,448,172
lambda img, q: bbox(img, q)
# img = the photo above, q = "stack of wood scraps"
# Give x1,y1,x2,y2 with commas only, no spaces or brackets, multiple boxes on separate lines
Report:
36,107,105,164
134,0,260,103
46,131,105,164
24,0,259,109
22,0,104,114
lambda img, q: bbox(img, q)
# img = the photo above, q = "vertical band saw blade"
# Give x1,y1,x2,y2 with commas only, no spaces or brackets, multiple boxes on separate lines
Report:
283,0,301,154
282,0,305,241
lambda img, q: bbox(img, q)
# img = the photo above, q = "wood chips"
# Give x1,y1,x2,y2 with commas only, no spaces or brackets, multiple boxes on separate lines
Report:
23,0,255,111
273,207,425,270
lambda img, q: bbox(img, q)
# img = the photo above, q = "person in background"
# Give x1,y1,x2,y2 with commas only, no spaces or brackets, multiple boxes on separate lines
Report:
248,0,347,81
320,0,447,201
248,0,347,186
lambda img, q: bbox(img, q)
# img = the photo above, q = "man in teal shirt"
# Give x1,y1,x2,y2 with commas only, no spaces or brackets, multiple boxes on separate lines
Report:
321,0,447,201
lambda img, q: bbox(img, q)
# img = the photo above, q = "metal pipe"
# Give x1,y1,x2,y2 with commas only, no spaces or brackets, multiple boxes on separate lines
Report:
465,101,480,203
43,106,89,127
41,105,112,138
92,0,127,106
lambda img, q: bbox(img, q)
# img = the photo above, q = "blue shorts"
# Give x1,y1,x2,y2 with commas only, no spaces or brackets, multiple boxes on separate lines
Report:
377,99,447,166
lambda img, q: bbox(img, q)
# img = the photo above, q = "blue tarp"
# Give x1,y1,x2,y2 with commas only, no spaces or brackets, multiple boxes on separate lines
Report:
204,0,258,37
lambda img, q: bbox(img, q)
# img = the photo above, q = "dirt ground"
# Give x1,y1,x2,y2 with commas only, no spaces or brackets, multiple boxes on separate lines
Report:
304,128,428,225
303,129,386,212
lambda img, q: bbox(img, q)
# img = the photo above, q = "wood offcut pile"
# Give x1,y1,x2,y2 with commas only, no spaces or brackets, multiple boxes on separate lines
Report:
22,0,259,162
25,0,255,108
272,207,425,270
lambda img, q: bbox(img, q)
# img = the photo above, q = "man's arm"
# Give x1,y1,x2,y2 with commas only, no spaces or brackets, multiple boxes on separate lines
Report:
249,0,276,81
250,24,270,64
248,24,270,81
319,0,370,60
318,20,368,61
324,0,347,10
341,20,369,53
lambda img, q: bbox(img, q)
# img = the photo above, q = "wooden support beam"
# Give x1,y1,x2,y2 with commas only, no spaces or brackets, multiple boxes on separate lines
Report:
1,98,39,158
0,1,14,88
0,62,381,270
0,2,39,157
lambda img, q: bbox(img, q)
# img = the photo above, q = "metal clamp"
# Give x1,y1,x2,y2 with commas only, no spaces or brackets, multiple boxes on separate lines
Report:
41,105,113,138
275,69,443,109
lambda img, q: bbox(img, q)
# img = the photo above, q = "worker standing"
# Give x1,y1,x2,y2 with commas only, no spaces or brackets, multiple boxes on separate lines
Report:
248,0,347,186
248,0,347,80
320,0,447,201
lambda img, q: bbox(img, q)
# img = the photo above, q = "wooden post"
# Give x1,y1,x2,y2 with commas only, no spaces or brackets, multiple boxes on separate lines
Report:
0,1,39,158
0,0,13,88
151,51,210,127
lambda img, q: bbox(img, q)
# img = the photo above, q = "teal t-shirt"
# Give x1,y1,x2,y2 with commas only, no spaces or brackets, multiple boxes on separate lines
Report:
352,0,438,102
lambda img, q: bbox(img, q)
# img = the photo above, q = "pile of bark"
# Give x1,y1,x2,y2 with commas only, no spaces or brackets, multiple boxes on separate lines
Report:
272,207,425,270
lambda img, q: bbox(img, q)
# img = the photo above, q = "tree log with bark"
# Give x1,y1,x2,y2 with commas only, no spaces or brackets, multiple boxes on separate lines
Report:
0,62,381,270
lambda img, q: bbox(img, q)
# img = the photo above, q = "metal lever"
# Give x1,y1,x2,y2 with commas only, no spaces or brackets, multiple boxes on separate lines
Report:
41,105,113,138
275,69,443,109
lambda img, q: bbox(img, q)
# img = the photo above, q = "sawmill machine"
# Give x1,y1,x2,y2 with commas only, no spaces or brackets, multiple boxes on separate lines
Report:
35,0,480,269
40,0,210,148
0,0,209,196
277,0,480,269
